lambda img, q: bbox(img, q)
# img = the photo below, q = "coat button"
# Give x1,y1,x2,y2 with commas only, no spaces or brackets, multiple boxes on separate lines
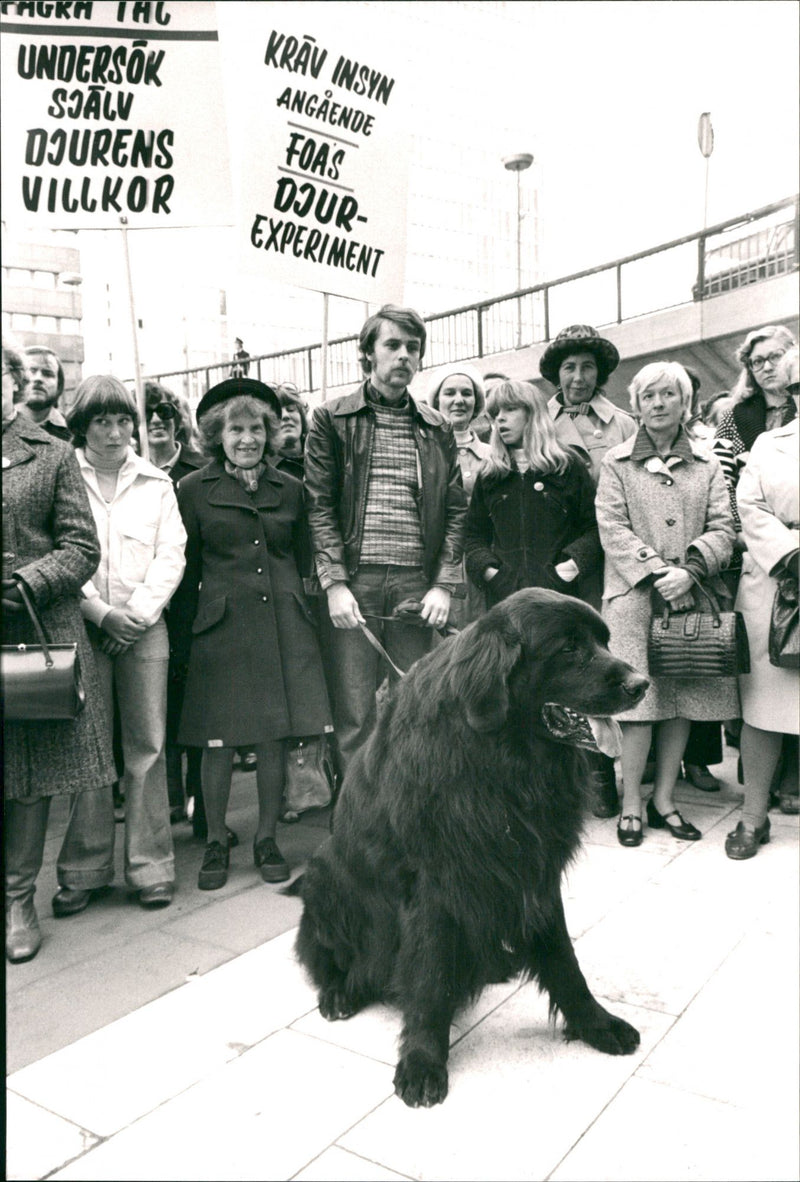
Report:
262,595,268,602
666,518,676,526
661,478,673,486
253,539,260,545
533,481,544,491
256,567,263,574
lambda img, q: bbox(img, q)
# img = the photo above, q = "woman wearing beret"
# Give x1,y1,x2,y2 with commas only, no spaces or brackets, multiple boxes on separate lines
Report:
596,361,738,848
540,325,636,818
428,363,492,628
171,379,332,889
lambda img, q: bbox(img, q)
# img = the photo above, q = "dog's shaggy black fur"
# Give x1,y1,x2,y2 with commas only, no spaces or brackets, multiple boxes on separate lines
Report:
294,589,649,1107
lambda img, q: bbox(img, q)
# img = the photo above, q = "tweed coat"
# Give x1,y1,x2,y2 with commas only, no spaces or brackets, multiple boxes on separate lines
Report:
171,459,331,747
735,420,799,733
2,416,116,800
596,427,739,722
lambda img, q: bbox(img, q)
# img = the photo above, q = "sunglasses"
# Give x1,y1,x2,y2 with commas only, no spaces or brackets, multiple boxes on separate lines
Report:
146,403,178,423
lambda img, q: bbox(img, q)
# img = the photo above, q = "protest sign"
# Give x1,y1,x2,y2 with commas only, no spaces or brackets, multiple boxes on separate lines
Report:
0,1,232,229
217,1,410,304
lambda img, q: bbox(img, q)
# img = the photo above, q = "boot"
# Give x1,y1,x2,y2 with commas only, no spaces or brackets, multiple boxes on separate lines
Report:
6,897,42,963
590,754,620,818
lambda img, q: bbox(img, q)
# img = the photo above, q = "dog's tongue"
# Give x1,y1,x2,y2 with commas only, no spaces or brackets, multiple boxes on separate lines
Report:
586,716,623,758
540,705,622,758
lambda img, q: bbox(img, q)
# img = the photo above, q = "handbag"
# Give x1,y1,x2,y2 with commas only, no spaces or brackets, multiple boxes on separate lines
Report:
1,580,86,720
648,574,750,679
768,573,799,669
282,735,336,821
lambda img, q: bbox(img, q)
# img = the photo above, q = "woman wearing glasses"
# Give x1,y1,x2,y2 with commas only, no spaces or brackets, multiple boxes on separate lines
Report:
714,325,799,814
144,381,206,482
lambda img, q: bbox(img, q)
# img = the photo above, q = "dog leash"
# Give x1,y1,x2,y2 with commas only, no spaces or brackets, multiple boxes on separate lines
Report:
356,615,459,680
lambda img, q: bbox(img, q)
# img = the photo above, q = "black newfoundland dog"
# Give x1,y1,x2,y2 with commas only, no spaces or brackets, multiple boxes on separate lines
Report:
293,589,649,1107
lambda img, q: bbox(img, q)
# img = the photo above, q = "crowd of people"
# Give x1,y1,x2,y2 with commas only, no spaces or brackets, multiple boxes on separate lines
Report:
3,311,798,964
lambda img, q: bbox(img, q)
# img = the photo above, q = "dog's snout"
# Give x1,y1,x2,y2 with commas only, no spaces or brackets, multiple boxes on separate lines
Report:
622,672,649,701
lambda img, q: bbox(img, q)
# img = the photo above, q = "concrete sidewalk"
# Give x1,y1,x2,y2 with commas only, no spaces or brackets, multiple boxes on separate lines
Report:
6,749,799,1182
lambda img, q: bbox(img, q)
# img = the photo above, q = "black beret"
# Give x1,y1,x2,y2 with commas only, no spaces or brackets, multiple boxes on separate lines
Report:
196,378,281,422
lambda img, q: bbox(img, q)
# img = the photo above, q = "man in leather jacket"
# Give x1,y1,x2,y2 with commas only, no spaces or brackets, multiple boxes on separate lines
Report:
304,305,467,772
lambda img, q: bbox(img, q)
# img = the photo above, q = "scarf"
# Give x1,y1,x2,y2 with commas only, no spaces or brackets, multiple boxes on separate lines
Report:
224,458,266,493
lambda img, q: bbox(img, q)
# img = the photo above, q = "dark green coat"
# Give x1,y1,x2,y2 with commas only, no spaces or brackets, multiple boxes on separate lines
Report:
3,417,116,799
172,460,331,747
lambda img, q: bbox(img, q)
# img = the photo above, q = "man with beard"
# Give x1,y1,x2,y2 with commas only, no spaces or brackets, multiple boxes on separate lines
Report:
304,305,467,774
21,347,71,441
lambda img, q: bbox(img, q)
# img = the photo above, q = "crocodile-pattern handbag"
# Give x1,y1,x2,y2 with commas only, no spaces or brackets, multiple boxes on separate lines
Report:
648,576,750,679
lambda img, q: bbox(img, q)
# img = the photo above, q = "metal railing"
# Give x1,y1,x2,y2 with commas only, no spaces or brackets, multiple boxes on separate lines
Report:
146,195,798,402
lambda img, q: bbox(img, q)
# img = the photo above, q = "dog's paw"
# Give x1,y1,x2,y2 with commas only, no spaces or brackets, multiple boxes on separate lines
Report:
565,1010,640,1056
393,1052,449,1108
318,986,361,1021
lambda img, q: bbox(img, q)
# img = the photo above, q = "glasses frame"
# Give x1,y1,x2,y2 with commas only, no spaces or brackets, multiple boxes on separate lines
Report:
749,350,786,372
146,402,178,423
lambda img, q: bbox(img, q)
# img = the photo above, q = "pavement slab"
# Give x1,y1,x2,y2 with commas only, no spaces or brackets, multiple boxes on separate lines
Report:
5,748,798,1181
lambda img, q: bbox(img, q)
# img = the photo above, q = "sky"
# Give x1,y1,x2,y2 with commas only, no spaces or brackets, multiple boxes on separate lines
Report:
3,0,798,370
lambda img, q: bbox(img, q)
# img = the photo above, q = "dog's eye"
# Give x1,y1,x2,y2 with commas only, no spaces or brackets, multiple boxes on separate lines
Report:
561,641,579,655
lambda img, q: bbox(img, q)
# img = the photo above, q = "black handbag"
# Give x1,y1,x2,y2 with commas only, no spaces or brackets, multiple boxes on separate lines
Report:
648,575,750,679
768,573,799,669
282,735,336,821
1,581,86,720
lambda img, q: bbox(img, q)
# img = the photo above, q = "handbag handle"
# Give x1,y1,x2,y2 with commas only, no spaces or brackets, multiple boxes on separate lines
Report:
13,579,56,668
658,568,721,627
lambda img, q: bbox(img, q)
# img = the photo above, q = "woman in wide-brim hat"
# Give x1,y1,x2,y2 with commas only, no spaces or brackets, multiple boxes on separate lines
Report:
170,377,331,891
540,325,635,487
540,325,637,820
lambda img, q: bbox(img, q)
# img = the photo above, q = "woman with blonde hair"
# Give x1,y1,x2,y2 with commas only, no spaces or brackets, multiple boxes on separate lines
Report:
464,380,602,608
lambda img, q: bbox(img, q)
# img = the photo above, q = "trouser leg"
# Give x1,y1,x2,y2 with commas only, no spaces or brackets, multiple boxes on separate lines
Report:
5,797,51,903
115,619,175,888
57,640,116,888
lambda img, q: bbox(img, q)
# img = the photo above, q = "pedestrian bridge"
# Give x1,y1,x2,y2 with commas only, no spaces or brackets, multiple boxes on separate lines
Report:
149,195,799,410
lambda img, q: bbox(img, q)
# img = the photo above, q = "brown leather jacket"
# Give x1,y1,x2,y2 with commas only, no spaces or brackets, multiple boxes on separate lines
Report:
304,382,467,590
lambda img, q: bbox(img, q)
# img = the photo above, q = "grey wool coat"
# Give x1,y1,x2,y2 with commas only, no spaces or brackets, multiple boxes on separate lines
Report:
595,427,739,722
171,460,332,748
3,416,116,800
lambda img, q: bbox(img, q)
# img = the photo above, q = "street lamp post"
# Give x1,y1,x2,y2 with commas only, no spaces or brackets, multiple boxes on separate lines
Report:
503,152,533,348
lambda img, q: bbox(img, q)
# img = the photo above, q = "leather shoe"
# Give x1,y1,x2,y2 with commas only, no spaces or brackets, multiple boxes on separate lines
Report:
198,841,229,890
617,815,643,847
254,837,290,883
52,887,95,918
646,799,701,841
683,763,721,792
138,882,174,908
590,769,620,818
725,818,770,860
6,898,42,963
779,794,800,816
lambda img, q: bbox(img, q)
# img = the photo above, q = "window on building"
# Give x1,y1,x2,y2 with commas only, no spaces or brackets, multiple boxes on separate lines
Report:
60,318,80,334
11,313,34,330
32,270,56,290
36,316,58,332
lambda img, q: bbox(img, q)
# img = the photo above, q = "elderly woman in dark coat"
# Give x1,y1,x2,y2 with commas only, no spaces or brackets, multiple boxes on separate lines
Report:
3,342,115,963
596,361,737,848
171,379,332,890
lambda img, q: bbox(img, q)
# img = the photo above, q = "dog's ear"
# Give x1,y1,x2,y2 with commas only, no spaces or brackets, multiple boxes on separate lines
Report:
446,622,522,732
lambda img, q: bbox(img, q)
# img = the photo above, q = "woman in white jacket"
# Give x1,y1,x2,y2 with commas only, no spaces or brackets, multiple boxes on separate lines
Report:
54,377,187,913
726,352,799,859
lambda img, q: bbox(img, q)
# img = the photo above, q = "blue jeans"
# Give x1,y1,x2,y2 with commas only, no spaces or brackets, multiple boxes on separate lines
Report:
58,619,175,890
323,566,434,775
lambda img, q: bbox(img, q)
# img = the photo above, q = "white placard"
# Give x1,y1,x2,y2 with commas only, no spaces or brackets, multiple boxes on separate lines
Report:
0,1,232,229
217,0,409,303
